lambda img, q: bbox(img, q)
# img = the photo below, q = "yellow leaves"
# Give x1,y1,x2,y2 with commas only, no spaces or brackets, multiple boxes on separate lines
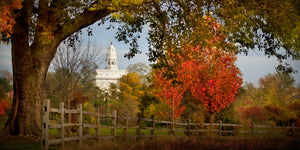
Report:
119,72,144,103
227,0,235,5
89,0,144,11
83,102,96,123
112,12,121,19
89,0,110,11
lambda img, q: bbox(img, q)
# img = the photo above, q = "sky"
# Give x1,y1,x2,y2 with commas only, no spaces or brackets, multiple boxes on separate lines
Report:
0,20,300,86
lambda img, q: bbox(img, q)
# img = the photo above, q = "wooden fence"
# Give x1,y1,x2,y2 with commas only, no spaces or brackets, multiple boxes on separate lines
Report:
41,99,299,150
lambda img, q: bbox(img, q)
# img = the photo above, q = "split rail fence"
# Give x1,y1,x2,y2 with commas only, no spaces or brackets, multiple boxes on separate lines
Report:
41,99,299,150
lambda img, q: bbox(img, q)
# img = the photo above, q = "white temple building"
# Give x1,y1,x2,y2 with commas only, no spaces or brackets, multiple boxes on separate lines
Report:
94,42,127,90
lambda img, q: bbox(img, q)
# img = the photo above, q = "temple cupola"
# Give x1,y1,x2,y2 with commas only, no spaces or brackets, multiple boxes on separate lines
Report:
105,41,118,70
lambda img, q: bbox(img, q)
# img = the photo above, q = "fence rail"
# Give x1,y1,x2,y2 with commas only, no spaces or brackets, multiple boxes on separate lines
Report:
41,99,299,150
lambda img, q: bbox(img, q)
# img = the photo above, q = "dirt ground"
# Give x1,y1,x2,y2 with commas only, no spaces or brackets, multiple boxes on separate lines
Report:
0,135,40,144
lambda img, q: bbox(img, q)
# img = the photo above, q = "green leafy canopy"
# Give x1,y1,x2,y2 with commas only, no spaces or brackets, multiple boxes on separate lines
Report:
113,0,300,71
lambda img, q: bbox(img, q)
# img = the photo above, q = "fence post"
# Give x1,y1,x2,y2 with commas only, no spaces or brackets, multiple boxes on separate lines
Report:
124,112,128,139
79,104,83,145
96,107,101,139
59,102,64,149
112,110,117,141
252,121,255,137
42,99,50,150
188,117,191,136
151,115,156,138
136,113,141,141
168,122,172,136
292,122,295,139
219,120,222,137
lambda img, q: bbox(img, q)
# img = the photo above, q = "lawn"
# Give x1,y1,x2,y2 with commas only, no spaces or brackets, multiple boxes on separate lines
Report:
1,124,299,150
48,127,185,137
54,136,300,150
1,118,298,150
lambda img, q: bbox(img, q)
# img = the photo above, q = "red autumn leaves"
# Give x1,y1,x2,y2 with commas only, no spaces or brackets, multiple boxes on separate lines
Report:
177,47,242,114
153,69,185,119
152,16,242,118
0,100,10,116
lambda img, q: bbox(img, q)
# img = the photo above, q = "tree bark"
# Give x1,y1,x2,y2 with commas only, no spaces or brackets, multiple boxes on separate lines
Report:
209,112,217,126
1,16,59,136
0,1,58,136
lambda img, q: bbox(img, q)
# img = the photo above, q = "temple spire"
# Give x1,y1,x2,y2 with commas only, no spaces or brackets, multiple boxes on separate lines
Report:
105,41,118,70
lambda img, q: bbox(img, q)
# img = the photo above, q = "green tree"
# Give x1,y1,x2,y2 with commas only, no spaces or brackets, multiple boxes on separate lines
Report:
140,88,159,117
215,104,238,124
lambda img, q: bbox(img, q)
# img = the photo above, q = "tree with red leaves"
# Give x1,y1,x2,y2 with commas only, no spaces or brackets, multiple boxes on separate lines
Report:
152,69,185,120
152,68,185,132
176,46,242,124
152,16,242,124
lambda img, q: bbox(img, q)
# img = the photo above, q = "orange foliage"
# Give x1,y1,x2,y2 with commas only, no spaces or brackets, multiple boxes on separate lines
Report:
176,47,242,114
152,69,185,119
153,15,242,117
0,0,22,38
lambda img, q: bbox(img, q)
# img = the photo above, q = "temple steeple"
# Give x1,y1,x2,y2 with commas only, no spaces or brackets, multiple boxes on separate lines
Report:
105,42,118,70
94,41,127,90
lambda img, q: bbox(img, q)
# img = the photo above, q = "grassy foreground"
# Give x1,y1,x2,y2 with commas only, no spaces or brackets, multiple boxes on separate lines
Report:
57,136,299,150
0,135,299,150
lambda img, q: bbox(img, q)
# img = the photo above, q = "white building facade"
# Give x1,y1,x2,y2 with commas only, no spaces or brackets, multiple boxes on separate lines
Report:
95,43,127,90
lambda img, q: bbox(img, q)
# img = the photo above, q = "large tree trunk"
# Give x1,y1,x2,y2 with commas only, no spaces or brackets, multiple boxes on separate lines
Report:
3,60,46,136
1,37,58,136
0,0,112,136
1,3,58,135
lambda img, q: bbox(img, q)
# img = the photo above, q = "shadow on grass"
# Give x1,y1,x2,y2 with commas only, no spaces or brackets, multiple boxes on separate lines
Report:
0,134,299,150
0,143,41,150
60,136,300,150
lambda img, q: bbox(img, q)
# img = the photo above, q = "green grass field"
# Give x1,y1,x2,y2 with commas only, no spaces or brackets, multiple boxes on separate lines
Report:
48,127,185,137
0,117,298,150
